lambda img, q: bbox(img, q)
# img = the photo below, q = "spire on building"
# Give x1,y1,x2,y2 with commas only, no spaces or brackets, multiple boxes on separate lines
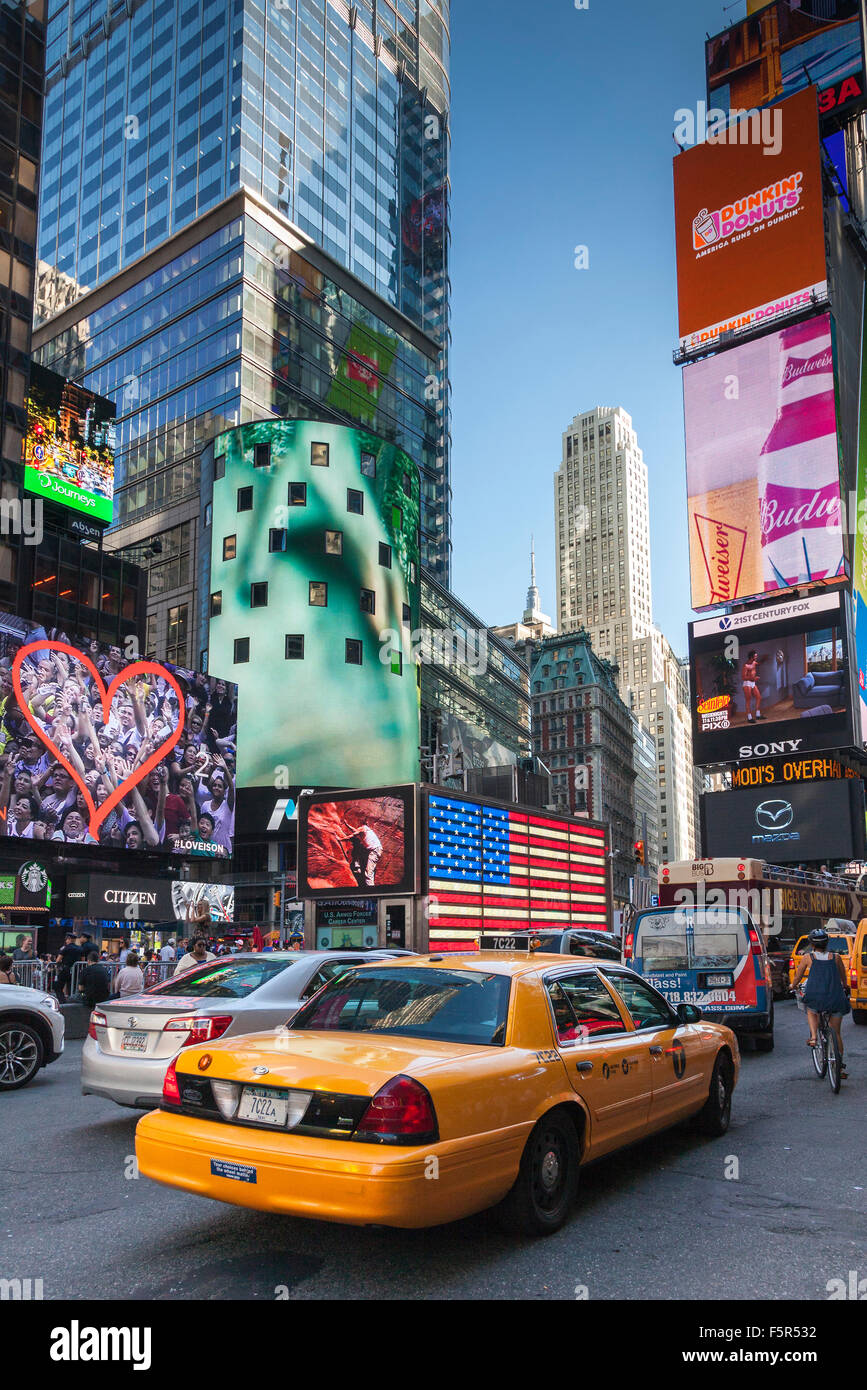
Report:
524,535,543,623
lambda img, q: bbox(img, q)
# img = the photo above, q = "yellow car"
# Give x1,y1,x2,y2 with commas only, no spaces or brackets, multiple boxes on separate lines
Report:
136,954,740,1235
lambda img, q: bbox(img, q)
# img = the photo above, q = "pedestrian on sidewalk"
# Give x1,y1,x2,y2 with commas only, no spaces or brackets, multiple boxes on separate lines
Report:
115,951,145,998
79,951,112,1008
0,954,17,985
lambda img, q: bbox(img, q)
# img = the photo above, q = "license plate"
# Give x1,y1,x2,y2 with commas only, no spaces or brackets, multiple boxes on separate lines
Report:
706,973,733,988
237,1086,288,1127
121,1031,149,1052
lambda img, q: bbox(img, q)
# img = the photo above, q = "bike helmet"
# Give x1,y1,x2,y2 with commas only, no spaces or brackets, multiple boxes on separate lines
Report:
808,928,829,948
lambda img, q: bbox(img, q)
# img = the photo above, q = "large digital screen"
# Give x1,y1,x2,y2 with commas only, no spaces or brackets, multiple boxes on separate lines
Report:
298,786,417,899
684,313,844,609
424,792,610,948
0,612,237,857
708,1,866,128
689,592,856,765
673,86,827,352
702,777,866,864
23,363,116,525
206,419,421,791
852,280,867,743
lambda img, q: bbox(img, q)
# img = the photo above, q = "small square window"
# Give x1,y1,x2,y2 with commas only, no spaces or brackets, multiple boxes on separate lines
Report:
311,442,329,466
345,638,363,665
379,543,392,569
402,603,411,625
347,488,363,515
234,637,250,663
204,502,212,528
360,451,376,477
325,529,343,555
237,485,253,511
401,471,411,493
269,528,287,553
250,581,268,608
309,581,327,607
409,561,417,583
254,442,271,468
214,454,225,481
391,650,403,676
289,482,306,506
209,591,222,617
392,504,403,531
285,634,304,659
360,588,375,614
223,535,237,561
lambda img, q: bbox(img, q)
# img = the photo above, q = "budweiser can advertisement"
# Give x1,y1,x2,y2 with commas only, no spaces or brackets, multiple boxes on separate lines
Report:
684,311,844,610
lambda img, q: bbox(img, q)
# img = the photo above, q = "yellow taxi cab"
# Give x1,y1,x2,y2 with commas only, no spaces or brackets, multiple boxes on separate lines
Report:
136,953,740,1235
851,919,867,1026
787,921,856,995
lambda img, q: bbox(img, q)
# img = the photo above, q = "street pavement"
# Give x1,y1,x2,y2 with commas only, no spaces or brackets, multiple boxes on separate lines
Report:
3,1000,865,1301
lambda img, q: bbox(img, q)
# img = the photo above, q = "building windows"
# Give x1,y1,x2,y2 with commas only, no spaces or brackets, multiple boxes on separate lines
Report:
285,634,304,660
234,637,250,663
401,471,411,493
309,581,327,607
391,650,403,675
209,591,222,617
347,488,364,514
166,604,188,664
254,442,271,469
360,451,376,477
250,582,268,608
311,442,329,467
223,535,237,561
269,528,287,552
237,485,253,511
360,588,375,614
215,453,225,481
325,530,343,555
345,638,363,665
379,543,392,569
289,482,307,506
402,602,411,624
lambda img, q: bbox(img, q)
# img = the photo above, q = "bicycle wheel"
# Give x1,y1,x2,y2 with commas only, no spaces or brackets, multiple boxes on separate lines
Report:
811,1027,827,1078
826,1027,842,1094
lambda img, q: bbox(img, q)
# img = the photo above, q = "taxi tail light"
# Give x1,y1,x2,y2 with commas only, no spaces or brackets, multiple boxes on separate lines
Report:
88,1009,107,1040
163,1015,232,1046
163,1060,181,1105
851,967,858,989
623,932,634,960
356,1075,438,1144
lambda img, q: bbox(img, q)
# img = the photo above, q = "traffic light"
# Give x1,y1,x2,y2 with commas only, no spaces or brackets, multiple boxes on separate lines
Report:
634,840,645,866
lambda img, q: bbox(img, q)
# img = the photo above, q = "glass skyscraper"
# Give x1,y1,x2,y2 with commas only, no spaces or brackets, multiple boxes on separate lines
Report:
32,0,451,665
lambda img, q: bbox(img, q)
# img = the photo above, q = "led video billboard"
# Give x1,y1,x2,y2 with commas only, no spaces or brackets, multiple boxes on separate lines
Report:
0,612,237,857
205,419,421,791
702,777,866,864
23,363,116,525
851,280,867,743
708,1,866,128
298,786,417,899
689,591,856,766
673,86,827,351
684,313,844,609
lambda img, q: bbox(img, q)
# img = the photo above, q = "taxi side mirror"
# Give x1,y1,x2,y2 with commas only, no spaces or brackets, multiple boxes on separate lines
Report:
676,1003,702,1025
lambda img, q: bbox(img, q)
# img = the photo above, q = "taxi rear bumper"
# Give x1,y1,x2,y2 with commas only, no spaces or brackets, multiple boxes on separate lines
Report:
135,1107,528,1229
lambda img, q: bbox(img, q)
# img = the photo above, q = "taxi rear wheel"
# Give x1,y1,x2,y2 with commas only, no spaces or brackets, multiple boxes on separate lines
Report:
694,1052,734,1137
496,1110,580,1236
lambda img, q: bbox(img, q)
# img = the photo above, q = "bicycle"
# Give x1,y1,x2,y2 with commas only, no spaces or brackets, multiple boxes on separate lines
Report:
808,1006,843,1094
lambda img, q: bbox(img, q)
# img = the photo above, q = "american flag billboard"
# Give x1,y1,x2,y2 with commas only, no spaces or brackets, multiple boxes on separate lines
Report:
425,792,609,949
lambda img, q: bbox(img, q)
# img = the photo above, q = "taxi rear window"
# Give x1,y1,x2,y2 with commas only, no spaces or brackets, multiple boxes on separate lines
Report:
289,967,511,1046
149,959,296,998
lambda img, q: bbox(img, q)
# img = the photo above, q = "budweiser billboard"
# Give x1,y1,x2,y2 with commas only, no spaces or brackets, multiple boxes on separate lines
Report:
673,85,827,352
684,312,845,610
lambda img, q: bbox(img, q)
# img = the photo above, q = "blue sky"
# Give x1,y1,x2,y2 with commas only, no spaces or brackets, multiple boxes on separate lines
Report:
448,0,741,656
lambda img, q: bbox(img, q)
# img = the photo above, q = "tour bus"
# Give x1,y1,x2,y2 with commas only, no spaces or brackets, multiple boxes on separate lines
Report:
652,858,867,998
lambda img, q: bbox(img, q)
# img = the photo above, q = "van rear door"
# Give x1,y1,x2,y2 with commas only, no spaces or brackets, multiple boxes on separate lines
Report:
632,907,757,1014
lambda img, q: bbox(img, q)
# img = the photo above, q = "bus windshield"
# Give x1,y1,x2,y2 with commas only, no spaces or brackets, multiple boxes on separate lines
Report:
636,908,745,972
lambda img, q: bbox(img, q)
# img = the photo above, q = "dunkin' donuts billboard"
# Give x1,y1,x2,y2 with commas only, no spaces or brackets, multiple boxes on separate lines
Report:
684,312,845,610
673,86,827,352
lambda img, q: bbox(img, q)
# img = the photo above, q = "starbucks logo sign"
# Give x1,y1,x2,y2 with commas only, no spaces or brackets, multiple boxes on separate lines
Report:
19,861,48,894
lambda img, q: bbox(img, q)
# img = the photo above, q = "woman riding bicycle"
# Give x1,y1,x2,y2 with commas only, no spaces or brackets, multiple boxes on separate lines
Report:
792,926,850,1080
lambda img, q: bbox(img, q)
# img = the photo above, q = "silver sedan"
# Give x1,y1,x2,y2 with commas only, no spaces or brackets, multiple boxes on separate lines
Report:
81,950,408,1110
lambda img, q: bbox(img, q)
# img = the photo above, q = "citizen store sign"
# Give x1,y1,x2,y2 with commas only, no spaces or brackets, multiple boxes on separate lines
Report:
65,875,234,921
702,778,866,864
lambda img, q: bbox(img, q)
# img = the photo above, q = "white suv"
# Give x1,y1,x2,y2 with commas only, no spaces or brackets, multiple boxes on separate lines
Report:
0,985,65,1090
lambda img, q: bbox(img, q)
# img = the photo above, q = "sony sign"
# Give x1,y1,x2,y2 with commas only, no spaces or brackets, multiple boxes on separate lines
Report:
737,739,804,760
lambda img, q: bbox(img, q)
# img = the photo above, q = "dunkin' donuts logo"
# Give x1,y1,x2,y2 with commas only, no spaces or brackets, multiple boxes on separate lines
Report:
692,172,804,252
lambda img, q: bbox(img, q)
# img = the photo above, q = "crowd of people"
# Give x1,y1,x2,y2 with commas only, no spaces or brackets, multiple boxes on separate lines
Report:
0,626,237,856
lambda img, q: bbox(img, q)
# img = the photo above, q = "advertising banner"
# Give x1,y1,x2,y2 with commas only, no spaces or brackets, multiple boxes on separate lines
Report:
298,785,417,899
689,591,856,765
702,777,866,863
673,86,827,352
0,611,238,857
684,312,844,609
708,1,866,128
852,279,867,741
23,363,116,525
65,875,235,922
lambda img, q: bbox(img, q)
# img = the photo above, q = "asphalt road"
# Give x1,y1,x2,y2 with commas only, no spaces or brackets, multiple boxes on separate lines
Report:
3,1001,865,1301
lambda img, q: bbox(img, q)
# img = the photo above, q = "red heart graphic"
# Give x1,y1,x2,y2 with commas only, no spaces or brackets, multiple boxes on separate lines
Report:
11,641,185,841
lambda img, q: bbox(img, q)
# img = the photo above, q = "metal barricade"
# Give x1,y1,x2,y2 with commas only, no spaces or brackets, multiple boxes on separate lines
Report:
68,959,120,999
6,959,55,992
